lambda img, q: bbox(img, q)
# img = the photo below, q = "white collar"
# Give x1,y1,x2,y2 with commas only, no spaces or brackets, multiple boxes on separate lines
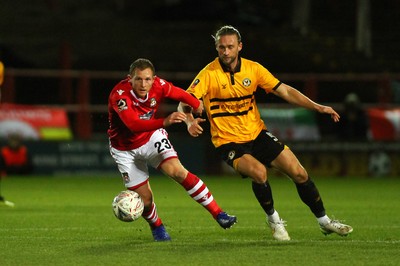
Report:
130,90,148,102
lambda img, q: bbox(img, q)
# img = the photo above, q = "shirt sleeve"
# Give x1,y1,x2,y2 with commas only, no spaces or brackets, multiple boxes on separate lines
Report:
121,112,164,132
165,84,200,108
186,69,209,100
110,93,164,133
256,63,281,93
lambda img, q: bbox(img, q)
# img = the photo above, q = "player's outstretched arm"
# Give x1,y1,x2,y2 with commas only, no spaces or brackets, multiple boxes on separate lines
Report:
273,83,340,123
163,112,187,127
178,102,206,137
315,105,340,122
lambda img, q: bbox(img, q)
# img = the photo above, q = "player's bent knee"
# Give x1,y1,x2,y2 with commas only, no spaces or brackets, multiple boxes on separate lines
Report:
160,159,188,181
249,167,267,183
290,168,308,183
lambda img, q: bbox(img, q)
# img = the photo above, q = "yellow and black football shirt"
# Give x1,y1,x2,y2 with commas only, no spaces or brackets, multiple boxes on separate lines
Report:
187,57,281,147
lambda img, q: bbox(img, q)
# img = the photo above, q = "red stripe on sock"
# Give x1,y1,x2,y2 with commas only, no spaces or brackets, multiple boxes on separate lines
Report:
182,172,222,218
142,202,162,227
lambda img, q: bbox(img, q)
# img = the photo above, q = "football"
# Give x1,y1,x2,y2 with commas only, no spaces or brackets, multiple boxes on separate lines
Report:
112,190,144,222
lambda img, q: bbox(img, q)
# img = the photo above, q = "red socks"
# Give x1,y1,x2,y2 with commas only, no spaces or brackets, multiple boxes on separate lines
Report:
181,172,222,218
142,202,162,228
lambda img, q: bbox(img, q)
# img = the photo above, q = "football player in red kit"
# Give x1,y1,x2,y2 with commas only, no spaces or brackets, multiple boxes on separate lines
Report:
108,58,236,241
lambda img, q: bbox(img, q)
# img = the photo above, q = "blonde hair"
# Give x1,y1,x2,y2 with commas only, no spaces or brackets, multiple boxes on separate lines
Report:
212,25,242,45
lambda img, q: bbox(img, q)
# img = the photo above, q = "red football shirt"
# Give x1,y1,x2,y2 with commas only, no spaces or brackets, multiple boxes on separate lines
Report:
108,76,199,150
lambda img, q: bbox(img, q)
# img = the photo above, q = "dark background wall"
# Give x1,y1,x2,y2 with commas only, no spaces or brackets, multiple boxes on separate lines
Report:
1,0,399,73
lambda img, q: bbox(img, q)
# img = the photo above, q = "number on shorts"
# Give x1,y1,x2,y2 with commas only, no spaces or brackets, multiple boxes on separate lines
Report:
154,138,172,153
266,131,278,142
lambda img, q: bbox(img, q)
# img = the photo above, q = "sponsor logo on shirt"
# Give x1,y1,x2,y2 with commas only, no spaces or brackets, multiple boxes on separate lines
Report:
139,110,154,120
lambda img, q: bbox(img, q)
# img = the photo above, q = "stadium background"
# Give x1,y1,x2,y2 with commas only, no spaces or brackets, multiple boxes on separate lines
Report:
0,0,399,176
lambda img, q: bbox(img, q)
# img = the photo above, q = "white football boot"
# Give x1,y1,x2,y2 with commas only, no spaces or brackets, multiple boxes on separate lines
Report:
267,218,291,241
320,219,353,236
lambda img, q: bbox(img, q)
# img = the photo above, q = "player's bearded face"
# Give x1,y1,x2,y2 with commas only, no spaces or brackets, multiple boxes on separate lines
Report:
129,68,155,99
216,35,242,70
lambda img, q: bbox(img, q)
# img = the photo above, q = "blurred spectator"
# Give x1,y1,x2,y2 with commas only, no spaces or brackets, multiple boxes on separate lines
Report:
337,93,369,141
0,133,33,207
0,133,33,177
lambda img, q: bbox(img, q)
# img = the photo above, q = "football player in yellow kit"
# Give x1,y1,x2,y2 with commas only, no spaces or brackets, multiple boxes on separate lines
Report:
179,25,353,241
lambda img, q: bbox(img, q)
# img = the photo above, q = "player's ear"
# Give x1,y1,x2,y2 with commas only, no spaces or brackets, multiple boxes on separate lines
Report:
238,42,243,52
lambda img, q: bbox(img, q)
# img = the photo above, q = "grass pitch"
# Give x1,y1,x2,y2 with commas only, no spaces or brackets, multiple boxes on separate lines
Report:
0,175,399,266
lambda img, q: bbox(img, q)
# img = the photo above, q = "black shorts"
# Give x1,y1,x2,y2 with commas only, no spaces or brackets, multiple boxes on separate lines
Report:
216,130,285,169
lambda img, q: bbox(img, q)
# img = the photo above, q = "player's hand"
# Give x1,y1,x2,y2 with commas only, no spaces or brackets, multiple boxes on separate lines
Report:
193,100,204,116
320,105,340,122
188,117,206,137
163,112,187,127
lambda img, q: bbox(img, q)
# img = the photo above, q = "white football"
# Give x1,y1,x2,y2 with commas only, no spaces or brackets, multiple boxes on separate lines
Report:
112,190,144,222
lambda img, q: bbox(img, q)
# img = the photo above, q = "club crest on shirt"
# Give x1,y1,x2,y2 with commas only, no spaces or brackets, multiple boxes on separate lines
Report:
242,78,251,87
191,79,200,88
150,97,157,107
117,99,128,111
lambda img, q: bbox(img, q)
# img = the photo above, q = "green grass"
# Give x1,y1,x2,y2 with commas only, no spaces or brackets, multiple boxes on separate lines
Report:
0,175,399,266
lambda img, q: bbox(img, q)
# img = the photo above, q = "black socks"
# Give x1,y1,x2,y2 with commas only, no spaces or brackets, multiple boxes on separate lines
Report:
252,178,326,218
252,181,275,215
296,178,326,218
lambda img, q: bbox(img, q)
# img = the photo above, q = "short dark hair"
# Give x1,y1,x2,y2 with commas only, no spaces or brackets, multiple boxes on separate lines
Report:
129,58,155,75
212,25,242,45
